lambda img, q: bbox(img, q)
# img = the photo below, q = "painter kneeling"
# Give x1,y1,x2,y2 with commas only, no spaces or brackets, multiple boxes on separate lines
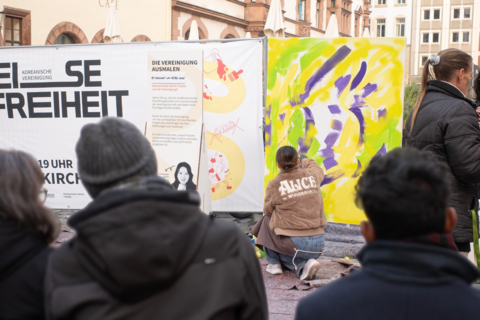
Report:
253,146,327,280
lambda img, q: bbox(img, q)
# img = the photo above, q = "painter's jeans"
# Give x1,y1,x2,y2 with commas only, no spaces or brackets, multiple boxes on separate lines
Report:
265,234,324,276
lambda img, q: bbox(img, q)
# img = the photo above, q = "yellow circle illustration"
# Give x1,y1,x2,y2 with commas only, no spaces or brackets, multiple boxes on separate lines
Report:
203,60,246,114
206,132,245,200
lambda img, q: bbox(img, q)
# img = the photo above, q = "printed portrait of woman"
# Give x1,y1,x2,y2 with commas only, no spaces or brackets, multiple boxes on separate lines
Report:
172,162,197,191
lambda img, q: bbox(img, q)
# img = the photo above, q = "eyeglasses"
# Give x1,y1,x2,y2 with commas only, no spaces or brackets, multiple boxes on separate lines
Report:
39,188,48,203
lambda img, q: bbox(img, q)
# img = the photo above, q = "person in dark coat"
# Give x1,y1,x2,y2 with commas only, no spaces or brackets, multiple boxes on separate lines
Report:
45,117,268,320
405,49,480,255
0,150,61,320
295,148,480,320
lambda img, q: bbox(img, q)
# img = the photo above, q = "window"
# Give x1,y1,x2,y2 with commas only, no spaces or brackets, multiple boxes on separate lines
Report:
452,32,459,43
464,8,471,18
433,9,441,19
53,33,76,45
421,56,428,66
377,0,386,5
432,32,439,43
376,19,386,37
422,33,429,43
423,9,430,20
453,8,460,19
299,0,306,21
331,0,335,7
4,17,22,46
396,18,405,37
396,0,405,4
463,31,470,42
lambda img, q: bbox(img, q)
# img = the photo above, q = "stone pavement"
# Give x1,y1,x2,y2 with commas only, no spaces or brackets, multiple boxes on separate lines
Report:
53,210,364,319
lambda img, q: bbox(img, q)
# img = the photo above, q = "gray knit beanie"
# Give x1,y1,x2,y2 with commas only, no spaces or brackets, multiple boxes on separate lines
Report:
76,117,157,198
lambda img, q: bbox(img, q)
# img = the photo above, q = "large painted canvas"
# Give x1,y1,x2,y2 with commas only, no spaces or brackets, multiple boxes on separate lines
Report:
265,38,406,224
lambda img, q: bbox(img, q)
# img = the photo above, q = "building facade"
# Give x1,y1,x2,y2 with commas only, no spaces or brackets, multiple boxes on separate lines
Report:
0,0,170,46
369,0,412,81
171,0,371,40
410,0,480,78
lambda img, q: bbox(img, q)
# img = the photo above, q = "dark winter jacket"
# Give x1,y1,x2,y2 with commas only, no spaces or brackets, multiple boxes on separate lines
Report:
295,240,480,320
405,80,480,243
45,176,267,320
0,218,53,320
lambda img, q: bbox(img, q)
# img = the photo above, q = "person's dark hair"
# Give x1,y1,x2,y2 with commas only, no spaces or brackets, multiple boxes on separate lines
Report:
355,148,451,239
276,146,299,170
0,150,60,243
172,162,196,190
410,49,472,132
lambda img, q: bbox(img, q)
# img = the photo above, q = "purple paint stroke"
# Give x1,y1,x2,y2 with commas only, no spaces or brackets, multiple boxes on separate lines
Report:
362,83,378,98
298,107,316,153
265,123,271,147
349,106,365,143
319,131,340,168
352,94,365,108
375,144,387,156
325,131,340,146
331,119,343,131
350,61,367,91
303,107,315,122
298,45,352,104
352,160,363,178
335,75,351,98
323,158,339,170
328,104,341,115
279,113,286,123
321,170,345,186
378,108,387,118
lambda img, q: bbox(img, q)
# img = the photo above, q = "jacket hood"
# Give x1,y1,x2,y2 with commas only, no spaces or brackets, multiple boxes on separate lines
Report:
0,218,47,282
358,240,480,285
67,176,211,303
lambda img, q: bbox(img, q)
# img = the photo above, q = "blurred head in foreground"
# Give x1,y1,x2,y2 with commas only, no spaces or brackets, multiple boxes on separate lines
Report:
355,147,457,243
0,149,60,243
76,117,158,198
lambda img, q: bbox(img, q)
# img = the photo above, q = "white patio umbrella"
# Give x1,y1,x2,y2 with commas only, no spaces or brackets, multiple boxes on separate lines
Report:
362,27,370,38
188,21,200,40
103,1,122,43
264,0,285,38
246,32,252,38
324,14,339,38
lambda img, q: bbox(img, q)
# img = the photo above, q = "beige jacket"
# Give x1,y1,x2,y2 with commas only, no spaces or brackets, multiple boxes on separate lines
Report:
264,159,327,237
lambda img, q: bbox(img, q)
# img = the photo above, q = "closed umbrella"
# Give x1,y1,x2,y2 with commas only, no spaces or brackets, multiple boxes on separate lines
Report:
324,14,339,38
264,0,285,38
188,21,200,40
103,2,122,43
246,32,252,38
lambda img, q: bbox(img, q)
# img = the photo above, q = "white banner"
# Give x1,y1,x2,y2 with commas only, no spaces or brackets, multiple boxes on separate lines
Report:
146,50,203,190
0,40,264,211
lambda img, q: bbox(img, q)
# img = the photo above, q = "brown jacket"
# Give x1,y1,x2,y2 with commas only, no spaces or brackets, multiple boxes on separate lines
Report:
264,159,327,237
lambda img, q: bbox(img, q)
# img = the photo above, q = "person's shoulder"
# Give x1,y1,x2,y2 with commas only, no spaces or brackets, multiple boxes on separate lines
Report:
297,271,370,312
445,99,476,117
48,240,85,280
199,218,250,257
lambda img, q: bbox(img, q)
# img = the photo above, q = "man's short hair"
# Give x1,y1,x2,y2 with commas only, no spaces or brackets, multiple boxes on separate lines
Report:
355,147,451,239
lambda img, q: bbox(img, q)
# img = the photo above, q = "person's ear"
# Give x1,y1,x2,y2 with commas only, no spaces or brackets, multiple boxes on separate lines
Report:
458,68,465,82
277,162,281,169
361,220,376,244
297,159,300,165
444,207,458,234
